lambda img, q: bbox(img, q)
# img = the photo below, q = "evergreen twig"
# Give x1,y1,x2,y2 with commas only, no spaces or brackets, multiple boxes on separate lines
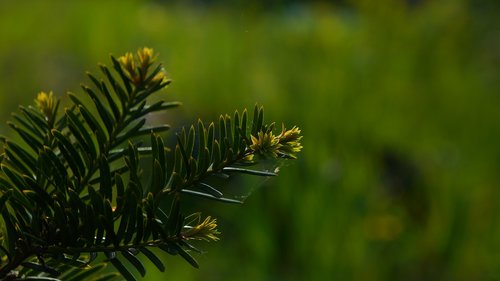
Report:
0,48,302,281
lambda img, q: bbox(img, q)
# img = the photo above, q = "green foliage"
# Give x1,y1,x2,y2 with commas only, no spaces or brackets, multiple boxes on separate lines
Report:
1,1,498,280
0,48,302,281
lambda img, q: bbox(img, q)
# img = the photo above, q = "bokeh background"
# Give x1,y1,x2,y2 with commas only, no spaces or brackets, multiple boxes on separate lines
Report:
1,0,500,280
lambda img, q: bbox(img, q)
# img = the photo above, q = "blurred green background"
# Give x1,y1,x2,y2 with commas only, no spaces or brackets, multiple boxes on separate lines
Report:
1,0,500,280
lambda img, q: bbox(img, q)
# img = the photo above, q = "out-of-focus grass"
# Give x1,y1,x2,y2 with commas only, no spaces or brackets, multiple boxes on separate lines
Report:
1,0,499,280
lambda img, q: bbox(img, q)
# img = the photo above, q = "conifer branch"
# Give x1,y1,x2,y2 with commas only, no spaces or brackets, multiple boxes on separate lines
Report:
0,48,302,281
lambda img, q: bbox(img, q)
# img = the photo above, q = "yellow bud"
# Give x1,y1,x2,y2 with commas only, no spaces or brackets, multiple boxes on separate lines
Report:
118,48,160,86
35,91,55,118
182,216,220,242
137,47,156,68
250,131,281,158
119,52,135,72
151,70,168,84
